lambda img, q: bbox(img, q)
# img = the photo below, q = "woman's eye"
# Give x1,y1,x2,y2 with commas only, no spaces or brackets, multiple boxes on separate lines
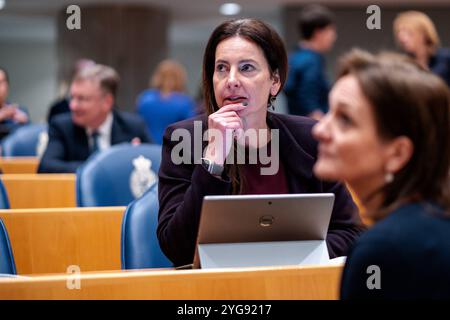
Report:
337,112,353,127
215,64,227,72
240,64,255,72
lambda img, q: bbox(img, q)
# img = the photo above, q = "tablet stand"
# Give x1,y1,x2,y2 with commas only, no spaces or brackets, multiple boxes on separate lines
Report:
196,240,329,269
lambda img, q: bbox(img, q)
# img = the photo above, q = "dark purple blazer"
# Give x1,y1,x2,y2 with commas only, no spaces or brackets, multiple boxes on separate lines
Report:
158,112,366,266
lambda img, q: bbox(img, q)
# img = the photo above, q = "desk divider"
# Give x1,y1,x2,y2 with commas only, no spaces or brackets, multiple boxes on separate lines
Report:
0,206,126,274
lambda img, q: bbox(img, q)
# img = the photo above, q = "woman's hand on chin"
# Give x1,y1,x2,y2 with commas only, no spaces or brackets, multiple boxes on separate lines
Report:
205,103,246,164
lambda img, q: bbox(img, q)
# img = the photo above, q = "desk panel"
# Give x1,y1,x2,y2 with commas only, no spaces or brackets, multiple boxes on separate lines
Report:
0,157,39,174
1,174,76,208
0,207,125,274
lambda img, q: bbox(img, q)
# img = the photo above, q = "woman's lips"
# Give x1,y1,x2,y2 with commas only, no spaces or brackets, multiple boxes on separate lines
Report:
223,97,247,106
318,146,333,158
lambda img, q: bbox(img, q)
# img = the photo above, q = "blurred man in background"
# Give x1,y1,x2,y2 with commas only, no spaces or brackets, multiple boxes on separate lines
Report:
46,58,96,122
38,64,151,173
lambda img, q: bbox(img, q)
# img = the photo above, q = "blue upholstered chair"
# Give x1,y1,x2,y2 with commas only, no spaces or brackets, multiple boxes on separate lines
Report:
0,180,15,275
0,218,16,275
76,143,162,207
0,179,10,210
121,183,172,269
1,123,47,157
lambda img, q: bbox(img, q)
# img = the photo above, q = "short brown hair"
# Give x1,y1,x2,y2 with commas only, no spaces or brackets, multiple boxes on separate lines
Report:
73,64,120,99
337,49,450,215
298,4,335,40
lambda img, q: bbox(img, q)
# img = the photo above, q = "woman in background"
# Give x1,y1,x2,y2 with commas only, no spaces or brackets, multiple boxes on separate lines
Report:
394,10,450,86
313,49,450,299
136,59,196,144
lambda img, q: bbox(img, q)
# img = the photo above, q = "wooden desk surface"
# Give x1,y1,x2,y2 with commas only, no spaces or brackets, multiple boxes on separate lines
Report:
0,264,343,300
0,207,125,274
0,157,39,174
1,173,76,208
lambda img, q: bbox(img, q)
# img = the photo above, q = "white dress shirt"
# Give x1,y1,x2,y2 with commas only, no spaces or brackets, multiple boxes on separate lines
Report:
86,112,113,152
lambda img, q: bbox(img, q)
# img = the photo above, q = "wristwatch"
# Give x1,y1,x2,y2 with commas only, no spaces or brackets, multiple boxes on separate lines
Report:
201,158,224,176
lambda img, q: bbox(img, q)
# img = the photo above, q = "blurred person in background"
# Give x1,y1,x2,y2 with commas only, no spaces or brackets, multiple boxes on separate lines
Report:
394,10,450,86
284,4,337,120
47,58,96,122
136,59,196,144
313,49,450,299
38,64,150,173
0,67,29,140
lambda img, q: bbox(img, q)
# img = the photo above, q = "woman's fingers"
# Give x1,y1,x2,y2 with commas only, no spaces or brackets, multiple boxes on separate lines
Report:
204,103,247,164
209,113,243,129
209,111,240,119
214,103,247,114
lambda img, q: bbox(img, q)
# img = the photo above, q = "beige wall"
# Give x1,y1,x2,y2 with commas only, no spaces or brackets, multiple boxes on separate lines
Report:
57,4,169,112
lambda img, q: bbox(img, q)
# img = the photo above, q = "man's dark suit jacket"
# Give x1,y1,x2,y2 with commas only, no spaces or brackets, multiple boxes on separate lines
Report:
38,110,151,173
157,112,366,267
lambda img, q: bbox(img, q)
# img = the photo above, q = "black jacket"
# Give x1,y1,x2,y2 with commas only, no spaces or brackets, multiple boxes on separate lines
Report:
38,110,151,173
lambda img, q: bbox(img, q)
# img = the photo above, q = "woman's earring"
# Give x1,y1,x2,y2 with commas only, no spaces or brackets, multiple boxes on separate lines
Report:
268,95,276,110
385,172,394,184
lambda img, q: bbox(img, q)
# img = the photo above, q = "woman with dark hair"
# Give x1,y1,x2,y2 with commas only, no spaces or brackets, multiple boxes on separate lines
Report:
313,49,450,299
157,18,365,267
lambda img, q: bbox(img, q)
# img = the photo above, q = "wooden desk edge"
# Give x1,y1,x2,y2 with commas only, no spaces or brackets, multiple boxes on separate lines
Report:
0,263,344,283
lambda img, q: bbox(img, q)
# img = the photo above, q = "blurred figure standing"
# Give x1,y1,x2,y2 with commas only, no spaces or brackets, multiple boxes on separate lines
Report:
394,11,450,86
136,59,196,144
284,4,337,120
0,67,29,140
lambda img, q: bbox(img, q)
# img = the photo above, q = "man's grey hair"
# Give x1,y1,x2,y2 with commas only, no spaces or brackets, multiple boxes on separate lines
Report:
73,64,120,99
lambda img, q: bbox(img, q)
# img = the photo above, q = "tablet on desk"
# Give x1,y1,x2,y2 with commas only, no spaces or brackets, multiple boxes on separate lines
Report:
193,193,335,268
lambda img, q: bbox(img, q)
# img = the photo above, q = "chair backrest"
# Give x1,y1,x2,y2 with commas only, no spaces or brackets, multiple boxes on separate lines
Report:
0,218,16,275
0,180,10,210
76,143,161,207
121,183,172,269
1,124,47,157
0,181,15,274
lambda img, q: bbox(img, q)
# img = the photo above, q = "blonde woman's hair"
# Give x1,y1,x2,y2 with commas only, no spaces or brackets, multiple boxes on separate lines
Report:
150,59,187,94
393,11,441,55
